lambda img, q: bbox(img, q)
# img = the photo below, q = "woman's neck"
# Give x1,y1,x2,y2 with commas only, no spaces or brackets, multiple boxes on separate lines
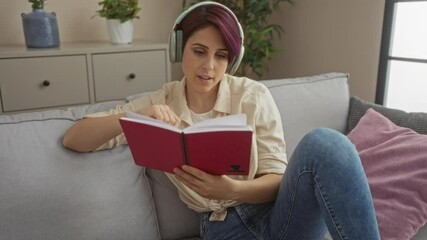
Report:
186,87,218,114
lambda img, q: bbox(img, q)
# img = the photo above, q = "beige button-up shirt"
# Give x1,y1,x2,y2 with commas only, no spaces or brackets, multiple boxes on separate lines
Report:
86,74,287,220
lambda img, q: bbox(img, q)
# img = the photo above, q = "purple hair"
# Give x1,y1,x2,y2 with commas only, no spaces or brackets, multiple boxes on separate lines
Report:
178,4,241,64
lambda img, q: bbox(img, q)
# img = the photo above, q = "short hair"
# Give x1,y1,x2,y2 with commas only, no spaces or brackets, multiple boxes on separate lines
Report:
177,4,241,64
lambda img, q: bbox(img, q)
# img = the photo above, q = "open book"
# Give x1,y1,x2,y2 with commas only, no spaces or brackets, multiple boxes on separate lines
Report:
119,111,253,175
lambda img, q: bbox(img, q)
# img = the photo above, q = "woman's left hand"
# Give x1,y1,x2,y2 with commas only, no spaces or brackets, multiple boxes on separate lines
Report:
173,165,239,201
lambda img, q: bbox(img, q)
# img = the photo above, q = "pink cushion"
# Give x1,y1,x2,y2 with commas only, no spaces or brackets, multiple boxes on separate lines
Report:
347,108,427,239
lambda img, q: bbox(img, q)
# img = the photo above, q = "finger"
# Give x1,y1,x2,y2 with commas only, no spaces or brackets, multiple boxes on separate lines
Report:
163,108,178,125
153,105,172,123
137,105,179,126
150,105,164,121
158,106,171,123
181,165,209,180
170,112,181,126
174,168,201,190
160,106,180,126
174,167,199,182
173,117,181,127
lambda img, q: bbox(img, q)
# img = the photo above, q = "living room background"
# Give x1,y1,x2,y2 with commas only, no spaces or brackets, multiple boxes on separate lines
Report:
0,0,385,102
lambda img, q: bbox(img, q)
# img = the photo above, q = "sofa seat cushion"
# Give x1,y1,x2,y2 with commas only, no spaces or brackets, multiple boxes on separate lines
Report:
348,108,427,240
0,102,160,240
147,169,200,239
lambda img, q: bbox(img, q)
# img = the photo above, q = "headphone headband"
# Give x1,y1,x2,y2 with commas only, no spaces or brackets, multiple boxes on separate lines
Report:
169,1,245,75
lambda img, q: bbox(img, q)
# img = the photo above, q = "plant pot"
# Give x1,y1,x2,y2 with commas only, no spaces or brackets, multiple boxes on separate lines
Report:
106,19,133,44
21,8,60,48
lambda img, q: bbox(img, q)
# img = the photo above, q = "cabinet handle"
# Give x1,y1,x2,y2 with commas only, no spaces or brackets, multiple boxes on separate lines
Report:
42,80,50,87
128,73,136,80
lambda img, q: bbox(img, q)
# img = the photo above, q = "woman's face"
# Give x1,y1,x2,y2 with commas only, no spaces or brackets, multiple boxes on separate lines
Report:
182,25,229,96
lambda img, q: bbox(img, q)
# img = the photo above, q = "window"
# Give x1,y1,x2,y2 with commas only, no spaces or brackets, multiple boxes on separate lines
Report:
376,0,427,112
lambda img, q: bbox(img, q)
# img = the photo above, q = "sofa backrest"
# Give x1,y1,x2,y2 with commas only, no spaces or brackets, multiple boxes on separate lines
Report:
261,72,350,156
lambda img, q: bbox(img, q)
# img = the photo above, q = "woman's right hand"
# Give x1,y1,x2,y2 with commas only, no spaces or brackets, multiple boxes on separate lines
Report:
63,104,180,153
138,104,181,127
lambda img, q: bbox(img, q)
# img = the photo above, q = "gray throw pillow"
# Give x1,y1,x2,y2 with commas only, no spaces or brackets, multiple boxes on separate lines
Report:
346,96,427,135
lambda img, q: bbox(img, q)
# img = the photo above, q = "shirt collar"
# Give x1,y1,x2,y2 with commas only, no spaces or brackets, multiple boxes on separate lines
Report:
171,75,232,126
213,75,232,115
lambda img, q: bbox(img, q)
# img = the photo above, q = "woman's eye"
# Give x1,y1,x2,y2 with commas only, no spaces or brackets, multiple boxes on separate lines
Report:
216,53,228,60
193,49,205,55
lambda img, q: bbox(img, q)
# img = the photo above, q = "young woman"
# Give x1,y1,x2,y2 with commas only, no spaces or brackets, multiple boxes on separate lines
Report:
63,2,380,239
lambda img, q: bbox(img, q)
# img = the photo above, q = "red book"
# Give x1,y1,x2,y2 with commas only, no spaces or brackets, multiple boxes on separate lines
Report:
119,111,252,175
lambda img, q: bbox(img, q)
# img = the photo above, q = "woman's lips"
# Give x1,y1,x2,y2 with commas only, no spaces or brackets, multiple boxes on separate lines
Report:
198,75,213,82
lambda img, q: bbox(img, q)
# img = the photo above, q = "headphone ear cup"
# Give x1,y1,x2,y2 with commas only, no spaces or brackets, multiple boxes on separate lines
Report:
175,30,183,62
169,30,177,63
228,45,245,75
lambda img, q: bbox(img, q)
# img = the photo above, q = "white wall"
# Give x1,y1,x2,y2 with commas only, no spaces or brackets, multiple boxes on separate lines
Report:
0,0,385,101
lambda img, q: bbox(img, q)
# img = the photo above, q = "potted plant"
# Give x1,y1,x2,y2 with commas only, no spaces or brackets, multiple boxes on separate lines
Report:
29,0,45,9
94,0,141,44
184,0,294,77
22,0,60,48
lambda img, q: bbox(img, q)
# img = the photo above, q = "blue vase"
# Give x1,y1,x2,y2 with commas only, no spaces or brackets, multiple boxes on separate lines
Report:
21,8,60,48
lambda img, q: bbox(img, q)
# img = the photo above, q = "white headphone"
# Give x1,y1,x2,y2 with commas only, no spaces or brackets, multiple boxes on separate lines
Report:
169,1,245,75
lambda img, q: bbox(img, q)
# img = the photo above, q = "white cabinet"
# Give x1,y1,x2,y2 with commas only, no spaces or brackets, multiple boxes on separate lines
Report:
0,55,89,112
0,41,170,114
92,50,168,102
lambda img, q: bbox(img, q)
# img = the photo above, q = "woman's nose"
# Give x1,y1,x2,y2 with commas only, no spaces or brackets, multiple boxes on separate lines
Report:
202,55,215,70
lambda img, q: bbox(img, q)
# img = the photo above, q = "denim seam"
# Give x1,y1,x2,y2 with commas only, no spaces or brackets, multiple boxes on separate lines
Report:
313,174,346,240
234,206,262,240
278,169,312,240
278,169,349,240
199,213,208,239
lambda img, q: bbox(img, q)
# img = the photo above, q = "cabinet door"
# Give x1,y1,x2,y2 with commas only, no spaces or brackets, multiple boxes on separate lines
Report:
92,50,168,102
0,55,89,112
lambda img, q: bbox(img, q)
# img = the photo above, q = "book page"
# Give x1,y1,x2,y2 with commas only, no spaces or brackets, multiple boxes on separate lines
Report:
124,111,181,133
184,114,251,134
124,111,251,134
184,125,251,133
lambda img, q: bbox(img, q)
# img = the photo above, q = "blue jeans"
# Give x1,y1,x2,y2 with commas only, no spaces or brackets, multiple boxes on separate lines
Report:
199,128,380,240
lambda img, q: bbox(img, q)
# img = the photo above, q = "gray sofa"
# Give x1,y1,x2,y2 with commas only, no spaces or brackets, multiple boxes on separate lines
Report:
1,72,426,239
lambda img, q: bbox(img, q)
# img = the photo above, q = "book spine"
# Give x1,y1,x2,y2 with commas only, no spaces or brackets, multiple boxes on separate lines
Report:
181,133,190,165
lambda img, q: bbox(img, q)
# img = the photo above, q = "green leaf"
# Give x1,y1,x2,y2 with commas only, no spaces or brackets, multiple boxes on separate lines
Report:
95,0,141,23
28,0,44,9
